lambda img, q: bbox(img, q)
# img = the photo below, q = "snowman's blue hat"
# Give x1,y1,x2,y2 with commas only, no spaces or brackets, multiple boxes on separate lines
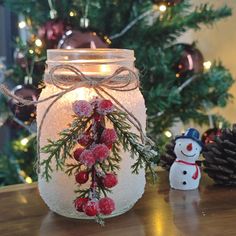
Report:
175,128,203,148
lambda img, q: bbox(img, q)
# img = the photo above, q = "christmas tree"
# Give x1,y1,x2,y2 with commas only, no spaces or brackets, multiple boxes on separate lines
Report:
0,0,233,185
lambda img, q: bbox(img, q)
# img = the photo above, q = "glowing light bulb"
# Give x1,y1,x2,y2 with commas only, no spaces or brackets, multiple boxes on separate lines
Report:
25,176,33,184
29,49,34,54
159,4,167,12
219,122,223,129
21,138,29,146
18,21,26,29
69,10,77,17
203,61,212,70
104,36,112,45
164,130,172,138
35,38,43,47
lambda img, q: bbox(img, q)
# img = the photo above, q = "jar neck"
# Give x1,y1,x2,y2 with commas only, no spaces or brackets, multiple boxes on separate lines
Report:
45,49,136,78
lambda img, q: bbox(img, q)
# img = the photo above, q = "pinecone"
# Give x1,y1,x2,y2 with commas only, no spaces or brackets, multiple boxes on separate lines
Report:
159,138,177,171
203,124,236,185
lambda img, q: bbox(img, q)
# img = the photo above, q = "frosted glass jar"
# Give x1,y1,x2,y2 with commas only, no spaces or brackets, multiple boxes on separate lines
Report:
37,49,146,219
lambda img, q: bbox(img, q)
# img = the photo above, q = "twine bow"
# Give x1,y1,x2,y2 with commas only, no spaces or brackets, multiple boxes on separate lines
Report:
0,65,154,170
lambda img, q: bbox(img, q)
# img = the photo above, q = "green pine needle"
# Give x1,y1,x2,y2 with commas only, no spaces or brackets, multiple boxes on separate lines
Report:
40,117,91,181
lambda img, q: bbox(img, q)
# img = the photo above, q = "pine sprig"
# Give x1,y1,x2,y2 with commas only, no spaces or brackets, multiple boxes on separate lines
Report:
74,189,91,198
107,111,158,181
40,117,91,181
65,163,82,176
99,141,121,173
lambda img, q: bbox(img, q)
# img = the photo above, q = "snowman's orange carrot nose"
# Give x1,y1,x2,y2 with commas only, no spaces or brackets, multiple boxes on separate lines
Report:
187,143,192,151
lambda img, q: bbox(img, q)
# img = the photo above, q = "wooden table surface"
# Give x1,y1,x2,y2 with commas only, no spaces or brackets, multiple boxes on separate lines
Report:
1,171,236,236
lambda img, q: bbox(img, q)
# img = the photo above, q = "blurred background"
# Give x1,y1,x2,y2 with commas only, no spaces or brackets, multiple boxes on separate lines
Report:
187,0,236,124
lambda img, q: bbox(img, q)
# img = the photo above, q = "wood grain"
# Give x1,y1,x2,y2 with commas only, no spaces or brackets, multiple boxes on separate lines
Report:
1,171,236,236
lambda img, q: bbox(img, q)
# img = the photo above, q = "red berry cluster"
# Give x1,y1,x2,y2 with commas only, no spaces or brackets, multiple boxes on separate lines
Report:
72,98,118,217
74,197,115,216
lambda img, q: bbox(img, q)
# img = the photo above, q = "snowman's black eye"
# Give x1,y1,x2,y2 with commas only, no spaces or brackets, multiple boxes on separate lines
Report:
179,143,181,146
195,148,198,151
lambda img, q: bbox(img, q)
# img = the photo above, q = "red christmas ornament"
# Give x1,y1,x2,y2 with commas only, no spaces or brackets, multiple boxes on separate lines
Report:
92,144,110,162
99,197,115,215
201,128,222,144
73,148,84,161
8,84,40,122
83,200,99,216
58,29,110,49
74,197,89,212
102,173,118,188
75,171,89,184
174,43,204,78
38,19,67,49
14,49,27,68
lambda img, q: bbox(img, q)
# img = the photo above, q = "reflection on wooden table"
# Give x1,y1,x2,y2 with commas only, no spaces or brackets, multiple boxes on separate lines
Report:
1,171,236,236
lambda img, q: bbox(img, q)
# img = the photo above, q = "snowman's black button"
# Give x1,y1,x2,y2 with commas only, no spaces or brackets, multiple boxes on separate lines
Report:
183,171,187,175
183,181,187,185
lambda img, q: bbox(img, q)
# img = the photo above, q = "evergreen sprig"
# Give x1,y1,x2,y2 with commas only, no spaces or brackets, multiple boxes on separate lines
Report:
65,163,82,176
41,107,157,184
107,111,158,181
40,116,91,181
99,141,121,173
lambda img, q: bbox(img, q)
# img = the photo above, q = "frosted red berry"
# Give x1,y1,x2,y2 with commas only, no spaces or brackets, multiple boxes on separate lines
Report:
74,197,89,212
102,173,118,188
97,99,114,115
77,133,91,146
73,148,84,161
106,143,113,150
101,128,117,147
75,171,89,184
99,197,115,215
92,144,110,162
72,100,93,117
83,200,99,216
94,113,102,122
79,150,96,167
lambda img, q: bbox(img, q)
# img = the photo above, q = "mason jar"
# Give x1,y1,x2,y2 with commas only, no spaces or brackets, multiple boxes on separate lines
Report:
37,49,146,219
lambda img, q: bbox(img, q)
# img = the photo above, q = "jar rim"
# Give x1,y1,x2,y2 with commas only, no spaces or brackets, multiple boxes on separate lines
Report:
47,48,134,57
47,48,133,53
47,49,135,64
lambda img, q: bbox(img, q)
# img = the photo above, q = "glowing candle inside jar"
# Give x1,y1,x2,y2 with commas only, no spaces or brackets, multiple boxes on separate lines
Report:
37,49,147,219
53,64,112,78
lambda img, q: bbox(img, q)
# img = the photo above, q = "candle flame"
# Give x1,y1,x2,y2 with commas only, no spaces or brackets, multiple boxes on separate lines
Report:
100,64,111,74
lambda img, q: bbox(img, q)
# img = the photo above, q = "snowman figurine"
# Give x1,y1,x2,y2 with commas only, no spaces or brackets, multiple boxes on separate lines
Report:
169,128,203,190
